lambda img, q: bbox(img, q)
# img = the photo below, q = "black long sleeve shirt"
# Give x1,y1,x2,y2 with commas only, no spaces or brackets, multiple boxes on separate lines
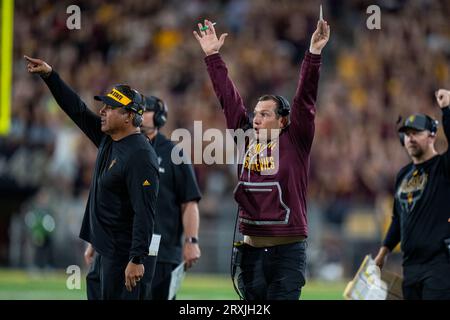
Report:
383,107,450,266
205,52,321,237
43,71,159,260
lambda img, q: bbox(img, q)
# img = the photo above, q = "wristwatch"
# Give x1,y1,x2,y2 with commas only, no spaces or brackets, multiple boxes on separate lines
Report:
130,255,146,264
185,237,199,244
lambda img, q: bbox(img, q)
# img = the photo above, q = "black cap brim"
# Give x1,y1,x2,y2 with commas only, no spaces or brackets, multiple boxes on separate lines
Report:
398,124,426,133
94,95,124,108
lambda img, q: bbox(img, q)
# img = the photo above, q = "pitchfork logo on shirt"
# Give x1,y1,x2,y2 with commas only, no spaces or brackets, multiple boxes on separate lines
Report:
396,169,428,213
108,159,117,170
243,141,278,173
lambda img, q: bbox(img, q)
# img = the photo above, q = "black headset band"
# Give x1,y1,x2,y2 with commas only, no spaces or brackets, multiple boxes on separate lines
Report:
275,95,290,116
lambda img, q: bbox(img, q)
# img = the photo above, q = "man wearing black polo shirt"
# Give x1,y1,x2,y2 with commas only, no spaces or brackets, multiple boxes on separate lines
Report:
141,95,202,300
85,95,202,300
25,55,159,300
375,89,450,300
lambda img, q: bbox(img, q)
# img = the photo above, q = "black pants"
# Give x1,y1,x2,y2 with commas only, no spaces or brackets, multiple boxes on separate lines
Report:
237,241,307,300
150,262,178,300
403,260,450,300
86,253,154,300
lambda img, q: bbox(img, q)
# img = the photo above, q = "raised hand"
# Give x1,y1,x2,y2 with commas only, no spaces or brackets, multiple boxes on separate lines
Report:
24,55,52,78
435,89,450,109
193,19,228,56
310,20,330,55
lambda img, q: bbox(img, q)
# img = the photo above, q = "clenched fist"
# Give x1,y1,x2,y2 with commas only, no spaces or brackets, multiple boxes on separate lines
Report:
435,89,450,109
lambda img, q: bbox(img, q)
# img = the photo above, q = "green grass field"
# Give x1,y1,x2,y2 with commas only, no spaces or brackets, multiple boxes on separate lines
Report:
0,269,346,300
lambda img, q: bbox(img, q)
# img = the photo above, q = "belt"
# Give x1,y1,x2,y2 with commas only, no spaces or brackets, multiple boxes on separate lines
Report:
244,235,306,248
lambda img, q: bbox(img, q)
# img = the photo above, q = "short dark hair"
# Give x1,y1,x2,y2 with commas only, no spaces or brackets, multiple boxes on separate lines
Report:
258,95,283,118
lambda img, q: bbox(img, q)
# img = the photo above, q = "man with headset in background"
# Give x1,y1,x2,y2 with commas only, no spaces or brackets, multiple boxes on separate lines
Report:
374,89,450,300
141,95,202,300
85,95,202,300
25,55,160,300
193,18,330,300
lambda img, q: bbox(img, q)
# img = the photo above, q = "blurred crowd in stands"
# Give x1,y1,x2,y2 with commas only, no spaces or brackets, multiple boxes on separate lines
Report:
1,0,449,276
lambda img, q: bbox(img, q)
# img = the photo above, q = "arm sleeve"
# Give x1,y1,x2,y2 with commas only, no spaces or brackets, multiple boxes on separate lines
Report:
382,204,401,251
289,51,322,153
126,149,159,259
204,53,251,130
440,107,450,177
42,71,103,147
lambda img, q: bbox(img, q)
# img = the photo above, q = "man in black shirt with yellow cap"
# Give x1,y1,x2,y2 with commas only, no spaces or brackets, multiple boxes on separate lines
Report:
83,95,202,300
25,55,159,300
375,89,450,300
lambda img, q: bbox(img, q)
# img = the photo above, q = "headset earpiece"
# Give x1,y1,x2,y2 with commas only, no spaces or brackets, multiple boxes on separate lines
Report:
122,90,145,127
154,98,168,128
145,96,168,128
132,113,143,127
275,95,291,117
425,116,438,137
432,120,438,136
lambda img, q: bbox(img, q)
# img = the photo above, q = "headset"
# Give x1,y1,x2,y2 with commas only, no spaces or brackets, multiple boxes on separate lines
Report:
126,91,144,127
144,95,168,128
274,95,291,117
426,116,439,136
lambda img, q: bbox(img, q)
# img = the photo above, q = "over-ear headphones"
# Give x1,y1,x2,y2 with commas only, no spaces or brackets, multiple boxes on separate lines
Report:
430,118,439,136
144,95,168,128
131,111,143,128
274,95,291,117
123,90,145,127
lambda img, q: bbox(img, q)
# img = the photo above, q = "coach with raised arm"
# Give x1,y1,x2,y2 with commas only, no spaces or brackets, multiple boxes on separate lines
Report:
25,55,159,300
193,17,330,300
375,89,450,300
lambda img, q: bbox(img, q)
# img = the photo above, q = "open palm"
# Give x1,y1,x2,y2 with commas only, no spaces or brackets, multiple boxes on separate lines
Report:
193,19,228,56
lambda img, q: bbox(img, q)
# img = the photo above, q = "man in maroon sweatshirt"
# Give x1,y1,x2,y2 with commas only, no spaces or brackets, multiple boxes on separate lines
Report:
194,19,330,300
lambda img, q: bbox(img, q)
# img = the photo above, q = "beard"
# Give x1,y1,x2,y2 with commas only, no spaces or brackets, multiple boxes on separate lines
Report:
407,144,425,158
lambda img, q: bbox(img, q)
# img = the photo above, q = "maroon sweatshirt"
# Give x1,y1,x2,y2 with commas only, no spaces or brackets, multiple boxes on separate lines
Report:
205,51,321,237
